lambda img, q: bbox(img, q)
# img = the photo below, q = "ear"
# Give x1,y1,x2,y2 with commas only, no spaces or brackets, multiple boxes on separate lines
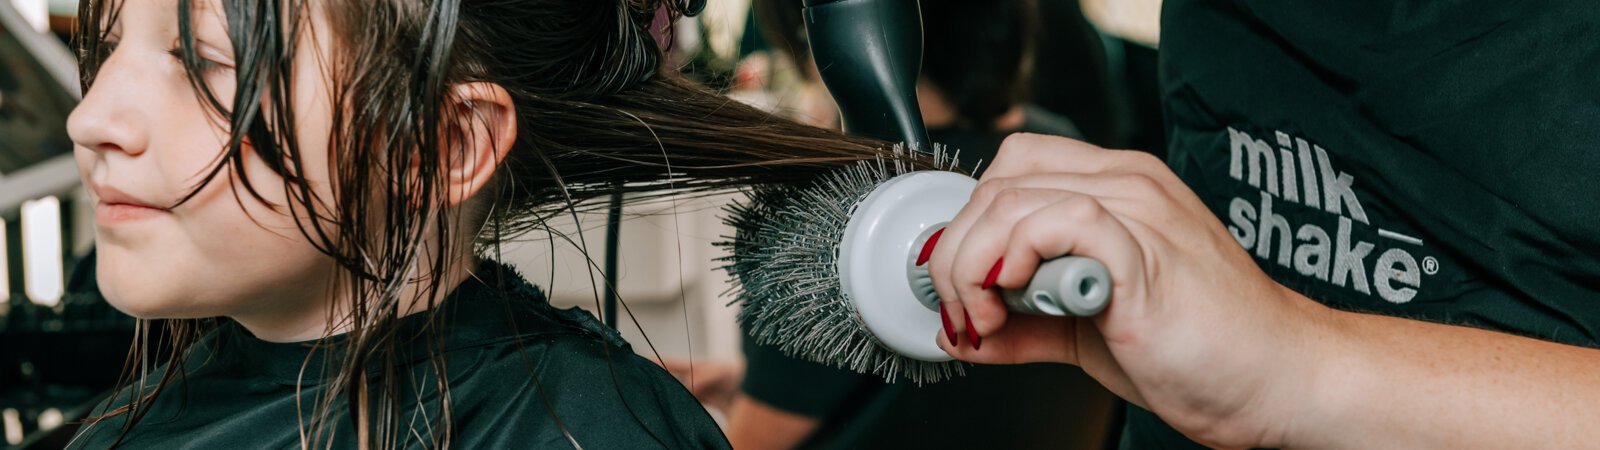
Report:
441,82,517,207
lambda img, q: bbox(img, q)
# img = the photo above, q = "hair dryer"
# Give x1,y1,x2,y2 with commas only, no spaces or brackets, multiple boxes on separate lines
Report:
802,0,931,152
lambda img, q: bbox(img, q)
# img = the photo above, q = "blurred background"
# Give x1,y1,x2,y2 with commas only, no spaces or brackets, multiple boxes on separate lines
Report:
0,0,1163,447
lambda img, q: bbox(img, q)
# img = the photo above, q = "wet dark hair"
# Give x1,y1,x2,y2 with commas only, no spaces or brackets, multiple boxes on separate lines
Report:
73,0,923,448
921,0,1036,130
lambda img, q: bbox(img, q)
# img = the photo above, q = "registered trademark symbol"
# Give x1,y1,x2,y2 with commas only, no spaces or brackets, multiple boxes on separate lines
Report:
1422,257,1440,275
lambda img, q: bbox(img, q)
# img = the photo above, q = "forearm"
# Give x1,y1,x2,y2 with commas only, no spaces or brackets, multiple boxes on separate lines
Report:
725,395,820,450
1286,296,1600,449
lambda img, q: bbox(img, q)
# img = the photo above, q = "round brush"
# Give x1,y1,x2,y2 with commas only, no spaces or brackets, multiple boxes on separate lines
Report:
719,150,1112,384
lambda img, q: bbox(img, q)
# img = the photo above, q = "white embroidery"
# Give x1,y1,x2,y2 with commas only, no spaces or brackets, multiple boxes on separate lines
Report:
1225,127,1429,304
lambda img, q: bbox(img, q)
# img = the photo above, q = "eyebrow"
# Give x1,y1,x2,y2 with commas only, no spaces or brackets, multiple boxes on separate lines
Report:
174,0,232,35
102,0,217,38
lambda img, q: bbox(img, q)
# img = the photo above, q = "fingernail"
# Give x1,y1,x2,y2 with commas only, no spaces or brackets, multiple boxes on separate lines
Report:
964,310,982,350
939,303,958,347
916,228,945,266
981,258,1004,290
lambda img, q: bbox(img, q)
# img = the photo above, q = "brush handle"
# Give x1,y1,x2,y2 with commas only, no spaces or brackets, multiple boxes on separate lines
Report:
907,224,1110,317
1001,257,1112,317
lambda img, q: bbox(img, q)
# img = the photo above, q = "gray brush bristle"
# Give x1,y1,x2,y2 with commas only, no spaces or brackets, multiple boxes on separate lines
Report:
717,144,968,384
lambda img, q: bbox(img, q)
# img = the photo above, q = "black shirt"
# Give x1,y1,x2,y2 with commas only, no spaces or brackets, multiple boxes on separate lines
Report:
1134,0,1600,448
69,261,731,449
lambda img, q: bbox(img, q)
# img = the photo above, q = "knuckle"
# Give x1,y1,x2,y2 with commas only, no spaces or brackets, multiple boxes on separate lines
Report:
997,133,1046,159
991,188,1048,223
1129,150,1164,167
1111,149,1162,173
971,178,1010,202
1127,172,1165,196
1011,215,1048,246
991,187,1029,208
1059,195,1106,222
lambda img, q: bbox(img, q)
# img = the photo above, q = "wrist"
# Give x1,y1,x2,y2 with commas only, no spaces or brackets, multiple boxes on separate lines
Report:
1261,287,1349,449
1176,284,1339,449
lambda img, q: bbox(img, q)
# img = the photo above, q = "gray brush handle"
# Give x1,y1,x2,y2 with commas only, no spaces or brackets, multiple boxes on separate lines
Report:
907,225,1112,317
1000,257,1111,317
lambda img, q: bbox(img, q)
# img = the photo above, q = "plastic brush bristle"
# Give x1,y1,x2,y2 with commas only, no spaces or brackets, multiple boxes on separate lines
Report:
717,144,968,384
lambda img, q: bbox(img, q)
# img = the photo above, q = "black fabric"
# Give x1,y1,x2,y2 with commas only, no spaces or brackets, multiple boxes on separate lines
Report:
739,110,1117,450
741,335,1118,450
1133,0,1600,448
69,261,730,449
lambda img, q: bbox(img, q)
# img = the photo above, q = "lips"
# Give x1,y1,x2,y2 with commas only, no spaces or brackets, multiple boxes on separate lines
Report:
92,184,171,223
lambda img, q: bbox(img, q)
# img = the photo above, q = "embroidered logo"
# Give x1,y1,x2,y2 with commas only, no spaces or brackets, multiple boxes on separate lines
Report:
1222,127,1436,304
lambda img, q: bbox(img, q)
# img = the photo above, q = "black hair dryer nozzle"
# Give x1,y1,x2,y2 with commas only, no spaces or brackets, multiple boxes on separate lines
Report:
803,0,930,152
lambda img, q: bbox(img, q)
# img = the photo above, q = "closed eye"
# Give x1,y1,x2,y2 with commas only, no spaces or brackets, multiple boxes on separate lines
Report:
167,47,223,74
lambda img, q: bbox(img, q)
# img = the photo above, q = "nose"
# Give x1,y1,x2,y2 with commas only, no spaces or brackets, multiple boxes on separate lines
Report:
67,50,150,158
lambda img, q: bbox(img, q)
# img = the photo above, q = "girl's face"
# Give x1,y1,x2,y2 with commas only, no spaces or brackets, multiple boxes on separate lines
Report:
68,0,340,334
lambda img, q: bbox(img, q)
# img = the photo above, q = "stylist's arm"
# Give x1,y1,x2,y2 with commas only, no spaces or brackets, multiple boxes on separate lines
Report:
926,133,1600,450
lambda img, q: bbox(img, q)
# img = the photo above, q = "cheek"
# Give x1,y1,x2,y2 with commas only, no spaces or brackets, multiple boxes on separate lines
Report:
97,190,334,319
98,144,334,318
98,22,344,318
180,152,332,271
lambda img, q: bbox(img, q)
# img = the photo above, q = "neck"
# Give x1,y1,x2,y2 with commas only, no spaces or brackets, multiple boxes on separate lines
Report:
232,253,480,343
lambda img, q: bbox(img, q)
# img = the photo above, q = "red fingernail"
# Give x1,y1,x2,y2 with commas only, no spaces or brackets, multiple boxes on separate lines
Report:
939,303,958,347
964,310,982,350
981,258,1004,290
916,228,945,266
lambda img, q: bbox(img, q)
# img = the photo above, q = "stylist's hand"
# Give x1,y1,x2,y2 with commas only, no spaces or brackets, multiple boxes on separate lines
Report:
926,133,1330,449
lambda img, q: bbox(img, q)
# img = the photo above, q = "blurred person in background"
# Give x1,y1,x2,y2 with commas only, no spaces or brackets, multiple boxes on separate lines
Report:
747,0,839,129
1066,0,1165,156
916,0,1082,172
745,0,1129,165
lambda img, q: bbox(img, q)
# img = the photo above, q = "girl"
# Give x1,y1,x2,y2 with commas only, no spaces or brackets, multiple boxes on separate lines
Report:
65,0,891,447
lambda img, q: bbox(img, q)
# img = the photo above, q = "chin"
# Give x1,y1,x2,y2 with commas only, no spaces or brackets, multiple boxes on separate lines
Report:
100,297,175,320
95,256,205,320
97,278,184,319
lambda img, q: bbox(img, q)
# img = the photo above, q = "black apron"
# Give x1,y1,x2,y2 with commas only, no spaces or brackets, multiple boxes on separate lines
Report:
1135,0,1600,447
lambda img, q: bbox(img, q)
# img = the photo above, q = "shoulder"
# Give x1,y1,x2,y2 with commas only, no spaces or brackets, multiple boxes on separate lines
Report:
443,333,731,449
433,263,728,448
